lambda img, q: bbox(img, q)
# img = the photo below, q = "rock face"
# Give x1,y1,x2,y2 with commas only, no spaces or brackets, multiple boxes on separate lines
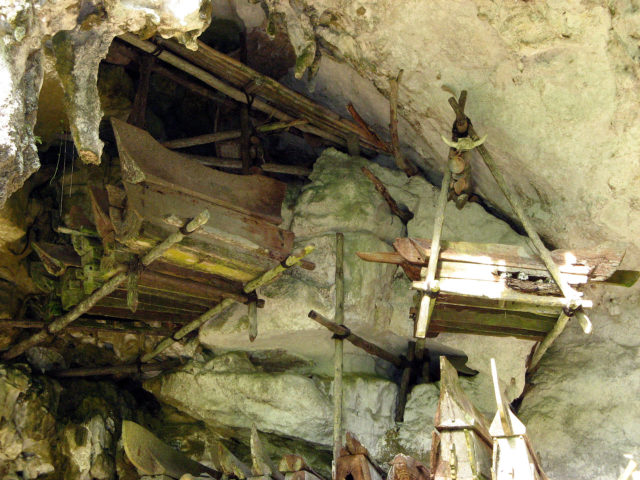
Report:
0,0,212,207
520,285,640,480
265,0,640,261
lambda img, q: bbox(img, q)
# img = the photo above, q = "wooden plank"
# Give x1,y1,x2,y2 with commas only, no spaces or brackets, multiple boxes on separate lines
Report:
89,306,196,324
111,117,287,224
428,323,546,341
394,238,625,281
437,294,560,316
433,305,556,333
414,277,593,310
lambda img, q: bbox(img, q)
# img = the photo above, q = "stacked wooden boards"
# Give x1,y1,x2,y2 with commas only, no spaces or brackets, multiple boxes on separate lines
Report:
358,237,629,340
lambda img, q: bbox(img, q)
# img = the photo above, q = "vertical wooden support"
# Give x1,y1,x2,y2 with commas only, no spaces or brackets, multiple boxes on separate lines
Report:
240,104,251,174
333,232,345,467
527,310,570,373
415,167,451,338
248,299,258,342
127,56,153,128
389,70,418,176
395,341,416,422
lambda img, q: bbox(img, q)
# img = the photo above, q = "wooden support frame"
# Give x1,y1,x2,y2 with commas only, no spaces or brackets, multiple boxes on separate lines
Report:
2,210,210,360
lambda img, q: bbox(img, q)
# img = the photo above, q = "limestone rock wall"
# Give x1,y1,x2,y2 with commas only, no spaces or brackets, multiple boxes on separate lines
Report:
0,0,212,207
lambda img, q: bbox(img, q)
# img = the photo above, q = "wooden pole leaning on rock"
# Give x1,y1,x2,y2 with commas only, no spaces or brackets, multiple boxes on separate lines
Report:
333,232,345,466
395,341,416,422
2,211,210,361
141,245,315,362
308,311,406,369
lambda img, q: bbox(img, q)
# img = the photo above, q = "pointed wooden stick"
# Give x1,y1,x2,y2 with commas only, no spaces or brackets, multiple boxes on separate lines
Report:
2,211,210,360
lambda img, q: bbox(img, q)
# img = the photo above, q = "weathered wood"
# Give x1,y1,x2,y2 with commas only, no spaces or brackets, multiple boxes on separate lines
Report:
251,425,285,480
527,310,570,373
1,318,175,336
32,242,81,276
111,117,287,224
2,212,209,360
118,34,353,150
141,246,315,362
387,454,430,480
50,359,180,378
395,341,415,422
127,55,153,128
361,167,413,223
393,237,625,281
415,167,452,338
308,311,406,368
122,182,294,259
414,277,592,310
347,103,390,153
162,120,309,150
389,70,418,176
184,155,312,176
333,232,345,464
122,420,223,479
152,62,231,106
248,299,258,342
449,97,594,338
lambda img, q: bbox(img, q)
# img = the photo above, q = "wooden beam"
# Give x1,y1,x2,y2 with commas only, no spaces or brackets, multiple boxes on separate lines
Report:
308,310,406,368
395,341,416,422
50,359,181,378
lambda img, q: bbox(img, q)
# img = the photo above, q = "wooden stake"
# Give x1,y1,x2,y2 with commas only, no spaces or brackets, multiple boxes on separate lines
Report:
527,310,570,373
415,167,451,338
248,299,258,342
140,245,315,362
333,232,345,465
308,311,406,369
361,166,413,224
389,70,418,176
2,211,210,360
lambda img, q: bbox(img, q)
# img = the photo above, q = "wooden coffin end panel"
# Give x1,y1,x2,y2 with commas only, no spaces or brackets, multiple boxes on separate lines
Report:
111,117,286,224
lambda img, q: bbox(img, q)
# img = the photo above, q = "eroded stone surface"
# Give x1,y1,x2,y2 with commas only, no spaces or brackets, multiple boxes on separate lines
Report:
0,0,212,206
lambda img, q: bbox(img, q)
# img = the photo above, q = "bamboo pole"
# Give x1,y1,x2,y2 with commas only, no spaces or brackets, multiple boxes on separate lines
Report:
119,34,348,148
333,232,345,464
361,166,413,223
140,245,315,362
389,70,418,176
2,211,210,360
308,311,406,369
51,359,181,378
527,310,570,373
414,167,451,338
448,97,592,335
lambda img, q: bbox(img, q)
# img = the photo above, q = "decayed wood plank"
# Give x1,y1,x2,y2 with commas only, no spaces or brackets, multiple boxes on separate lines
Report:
394,238,624,280
433,305,557,333
123,182,294,258
111,118,286,224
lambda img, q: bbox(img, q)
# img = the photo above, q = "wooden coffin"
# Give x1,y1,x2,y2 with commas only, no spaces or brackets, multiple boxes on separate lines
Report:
358,237,632,340
336,433,385,480
431,358,493,480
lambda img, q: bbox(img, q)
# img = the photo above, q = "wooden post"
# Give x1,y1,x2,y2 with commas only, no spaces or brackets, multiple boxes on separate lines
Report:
395,341,416,422
361,167,413,224
248,299,258,342
140,245,315,362
127,55,153,128
414,167,451,338
2,211,210,360
333,232,345,467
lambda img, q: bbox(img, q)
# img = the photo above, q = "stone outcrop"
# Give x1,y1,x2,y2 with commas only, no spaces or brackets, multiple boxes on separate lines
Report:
0,0,212,207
